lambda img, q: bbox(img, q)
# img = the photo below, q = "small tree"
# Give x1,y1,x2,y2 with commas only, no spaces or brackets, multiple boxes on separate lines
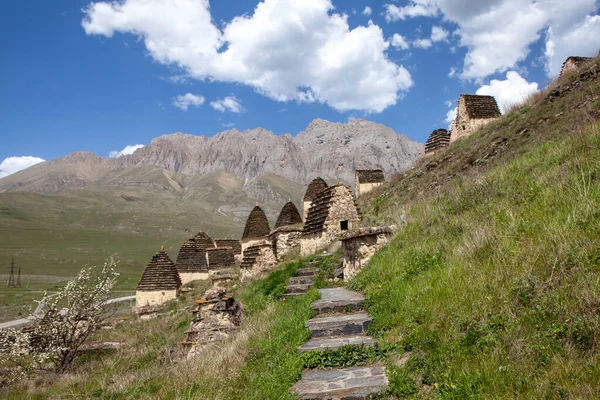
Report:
0,263,119,376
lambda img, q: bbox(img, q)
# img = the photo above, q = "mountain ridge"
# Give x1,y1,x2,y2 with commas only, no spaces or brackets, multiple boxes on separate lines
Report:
0,118,423,193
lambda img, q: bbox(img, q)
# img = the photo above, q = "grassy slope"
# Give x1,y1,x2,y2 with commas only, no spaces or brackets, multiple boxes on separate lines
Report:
349,61,600,398
3,256,344,399
3,61,600,399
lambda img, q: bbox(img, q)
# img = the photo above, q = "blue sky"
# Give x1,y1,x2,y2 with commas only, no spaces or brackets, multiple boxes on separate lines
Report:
1,0,599,177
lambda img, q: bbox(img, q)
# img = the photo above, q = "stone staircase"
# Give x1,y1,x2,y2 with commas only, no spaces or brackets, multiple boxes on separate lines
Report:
291,287,389,399
283,265,320,298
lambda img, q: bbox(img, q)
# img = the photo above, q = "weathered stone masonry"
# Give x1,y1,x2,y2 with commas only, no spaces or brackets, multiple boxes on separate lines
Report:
341,226,394,281
303,177,329,222
450,94,501,143
136,248,181,307
300,184,361,257
355,169,384,197
424,128,451,157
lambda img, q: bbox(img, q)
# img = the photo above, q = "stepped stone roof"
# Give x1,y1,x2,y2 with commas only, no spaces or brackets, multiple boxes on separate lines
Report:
240,244,271,269
194,231,215,249
461,94,501,119
304,184,358,235
207,247,235,269
137,249,181,291
304,177,329,201
175,237,208,273
242,206,271,239
424,129,451,154
275,202,303,228
356,169,384,184
215,239,242,255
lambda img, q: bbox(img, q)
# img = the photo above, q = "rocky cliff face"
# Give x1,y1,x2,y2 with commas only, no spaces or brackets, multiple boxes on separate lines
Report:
0,119,423,193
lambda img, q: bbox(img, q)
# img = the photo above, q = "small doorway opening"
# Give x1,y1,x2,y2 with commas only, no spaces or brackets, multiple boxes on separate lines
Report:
340,220,349,231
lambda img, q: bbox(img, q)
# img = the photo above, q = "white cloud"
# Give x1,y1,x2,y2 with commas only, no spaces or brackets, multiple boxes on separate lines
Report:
0,156,45,179
384,3,437,22
431,26,449,42
476,71,539,113
391,33,410,50
448,67,456,77
445,106,457,129
172,93,205,111
545,15,600,76
82,0,412,113
384,0,600,80
362,6,372,16
444,100,452,107
109,144,145,158
413,38,432,49
210,96,244,113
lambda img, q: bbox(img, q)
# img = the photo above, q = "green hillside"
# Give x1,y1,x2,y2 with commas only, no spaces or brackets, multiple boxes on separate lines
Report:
2,60,599,398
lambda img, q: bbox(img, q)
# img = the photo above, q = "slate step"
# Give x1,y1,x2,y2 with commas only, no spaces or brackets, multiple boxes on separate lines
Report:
290,364,388,400
298,335,376,353
312,288,364,313
306,312,371,338
289,276,314,285
285,284,312,295
297,267,320,277
282,292,305,298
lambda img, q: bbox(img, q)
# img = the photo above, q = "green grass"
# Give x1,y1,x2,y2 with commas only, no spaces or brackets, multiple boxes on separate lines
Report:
2,257,323,399
349,123,600,398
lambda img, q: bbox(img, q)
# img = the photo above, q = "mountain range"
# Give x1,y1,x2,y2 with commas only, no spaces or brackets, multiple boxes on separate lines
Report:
0,118,423,281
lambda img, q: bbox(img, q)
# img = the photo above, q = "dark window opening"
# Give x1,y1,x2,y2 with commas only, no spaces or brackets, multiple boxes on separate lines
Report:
340,220,349,231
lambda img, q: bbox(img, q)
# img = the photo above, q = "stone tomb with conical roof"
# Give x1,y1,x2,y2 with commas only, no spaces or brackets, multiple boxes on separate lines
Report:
241,205,272,252
303,177,329,222
300,184,361,257
450,94,501,143
175,236,210,285
424,128,451,157
270,201,304,259
240,243,278,282
355,169,385,197
136,248,182,308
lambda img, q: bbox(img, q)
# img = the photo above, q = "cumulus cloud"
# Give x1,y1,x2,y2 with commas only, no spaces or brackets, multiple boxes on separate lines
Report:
0,156,45,179
476,71,539,113
413,38,432,49
391,33,410,50
210,96,244,113
384,2,437,22
82,0,412,113
445,106,457,128
431,26,449,42
384,0,600,79
109,144,145,158
362,6,372,16
173,93,205,111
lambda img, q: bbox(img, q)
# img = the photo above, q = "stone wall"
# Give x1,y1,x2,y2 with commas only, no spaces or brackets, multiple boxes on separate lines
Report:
270,227,302,259
183,288,242,358
135,289,178,307
240,244,278,281
357,182,382,196
561,56,594,77
303,200,311,222
241,237,270,253
179,272,209,285
450,94,501,143
342,226,394,281
300,185,360,257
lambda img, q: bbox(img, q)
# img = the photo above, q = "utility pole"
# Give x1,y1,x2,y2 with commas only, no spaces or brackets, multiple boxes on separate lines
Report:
7,258,16,288
17,265,21,287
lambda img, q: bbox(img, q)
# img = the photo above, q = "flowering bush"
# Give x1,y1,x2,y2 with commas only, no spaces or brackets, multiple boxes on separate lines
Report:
0,263,119,376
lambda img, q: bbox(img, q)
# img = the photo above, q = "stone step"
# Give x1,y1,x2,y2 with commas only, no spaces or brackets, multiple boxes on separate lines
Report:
311,288,365,313
297,267,320,277
285,284,312,295
298,335,376,353
290,364,388,400
306,312,371,338
289,276,314,285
